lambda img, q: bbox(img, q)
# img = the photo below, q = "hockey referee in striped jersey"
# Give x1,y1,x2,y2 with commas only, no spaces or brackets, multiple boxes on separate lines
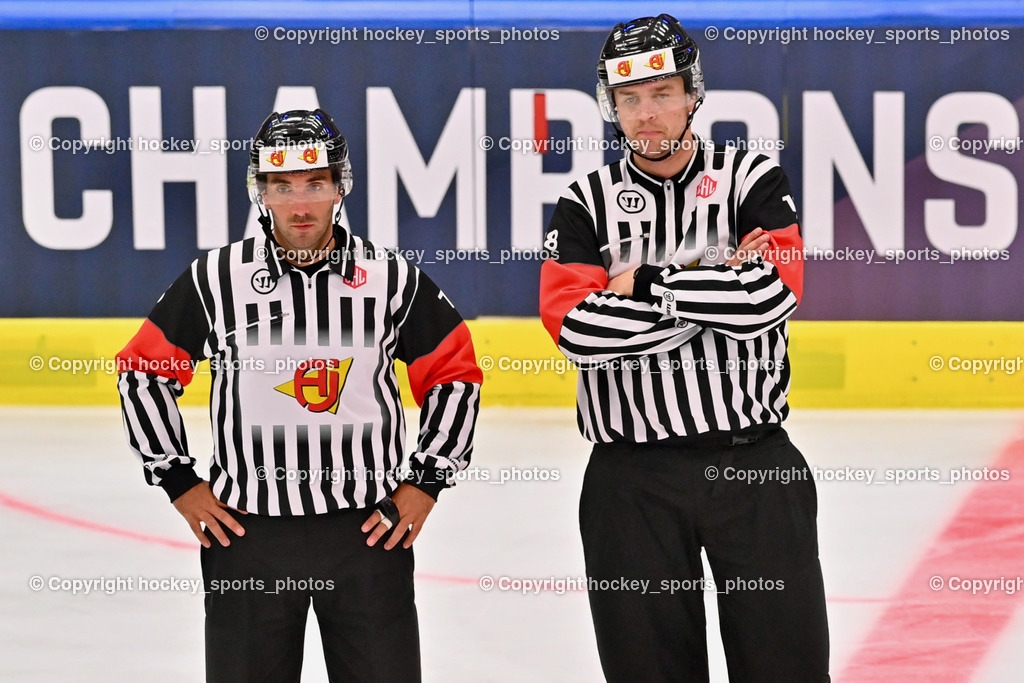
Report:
117,108,482,681
540,15,829,682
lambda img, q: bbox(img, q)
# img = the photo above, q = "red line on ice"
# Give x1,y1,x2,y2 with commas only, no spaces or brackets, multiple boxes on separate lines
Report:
0,491,195,550
839,428,1024,681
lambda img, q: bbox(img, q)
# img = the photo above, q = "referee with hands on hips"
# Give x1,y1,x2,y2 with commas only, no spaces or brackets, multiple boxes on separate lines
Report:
117,108,482,682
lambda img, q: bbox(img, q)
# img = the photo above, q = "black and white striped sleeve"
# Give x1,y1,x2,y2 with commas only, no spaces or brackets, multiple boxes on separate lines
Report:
116,262,210,502
396,267,483,500
410,381,481,499
540,194,700,366
632,258,798,340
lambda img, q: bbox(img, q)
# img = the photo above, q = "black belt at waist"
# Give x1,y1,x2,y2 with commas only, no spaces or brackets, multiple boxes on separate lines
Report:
621,423,784,451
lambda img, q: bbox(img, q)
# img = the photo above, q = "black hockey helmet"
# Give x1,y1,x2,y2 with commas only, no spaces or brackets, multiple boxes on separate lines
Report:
246,108,353,205
596,14,705,124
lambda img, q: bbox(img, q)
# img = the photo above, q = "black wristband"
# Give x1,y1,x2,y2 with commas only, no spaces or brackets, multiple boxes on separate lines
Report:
160,465,204,503
632,264,662,303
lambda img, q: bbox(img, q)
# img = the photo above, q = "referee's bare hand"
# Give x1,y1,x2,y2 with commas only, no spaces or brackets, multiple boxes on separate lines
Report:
362,483,435,550
726,228,770,267
172,481,246,548
606,268,637,297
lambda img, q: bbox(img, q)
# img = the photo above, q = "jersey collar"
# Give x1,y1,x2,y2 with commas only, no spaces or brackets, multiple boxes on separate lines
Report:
625,134,707,190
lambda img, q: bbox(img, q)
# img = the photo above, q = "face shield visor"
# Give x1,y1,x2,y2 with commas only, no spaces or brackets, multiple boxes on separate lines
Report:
599,78,698,159
259,174,342,209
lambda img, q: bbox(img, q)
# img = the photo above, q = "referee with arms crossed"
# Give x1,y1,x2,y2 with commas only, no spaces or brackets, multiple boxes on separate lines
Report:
539,15,829,682
117,108,482,681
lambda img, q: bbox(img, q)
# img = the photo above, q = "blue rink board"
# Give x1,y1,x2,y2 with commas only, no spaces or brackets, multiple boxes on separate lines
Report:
1,0,1024,29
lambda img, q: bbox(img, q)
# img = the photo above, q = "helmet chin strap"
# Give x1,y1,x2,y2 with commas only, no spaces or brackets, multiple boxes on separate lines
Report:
257,208,278,249
256,198,355,279
625,98,704,164
331,195,346,229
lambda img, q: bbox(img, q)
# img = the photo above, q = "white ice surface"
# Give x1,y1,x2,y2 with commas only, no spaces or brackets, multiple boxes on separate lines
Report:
1,407,1021,681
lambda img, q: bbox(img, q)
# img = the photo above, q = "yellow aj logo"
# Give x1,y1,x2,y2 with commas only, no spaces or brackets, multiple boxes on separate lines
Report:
274,358,353,414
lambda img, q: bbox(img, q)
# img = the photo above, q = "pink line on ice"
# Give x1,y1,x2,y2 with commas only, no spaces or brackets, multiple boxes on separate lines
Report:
840,426,1024,681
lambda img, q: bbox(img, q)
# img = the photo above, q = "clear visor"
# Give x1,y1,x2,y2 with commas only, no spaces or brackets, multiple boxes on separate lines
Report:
613,84,694,119
598,79,700,159
247,161,351,207
257,173,342,206
598,59,704,124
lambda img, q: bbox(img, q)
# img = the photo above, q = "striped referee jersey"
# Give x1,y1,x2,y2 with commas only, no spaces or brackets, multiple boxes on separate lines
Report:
117,227,482,515
540,136,804,442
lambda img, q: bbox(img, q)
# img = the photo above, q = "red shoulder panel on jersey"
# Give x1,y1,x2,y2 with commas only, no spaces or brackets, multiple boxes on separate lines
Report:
116,319,196,385
405,322,482,407
539,260,608,344
765,223,804,304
